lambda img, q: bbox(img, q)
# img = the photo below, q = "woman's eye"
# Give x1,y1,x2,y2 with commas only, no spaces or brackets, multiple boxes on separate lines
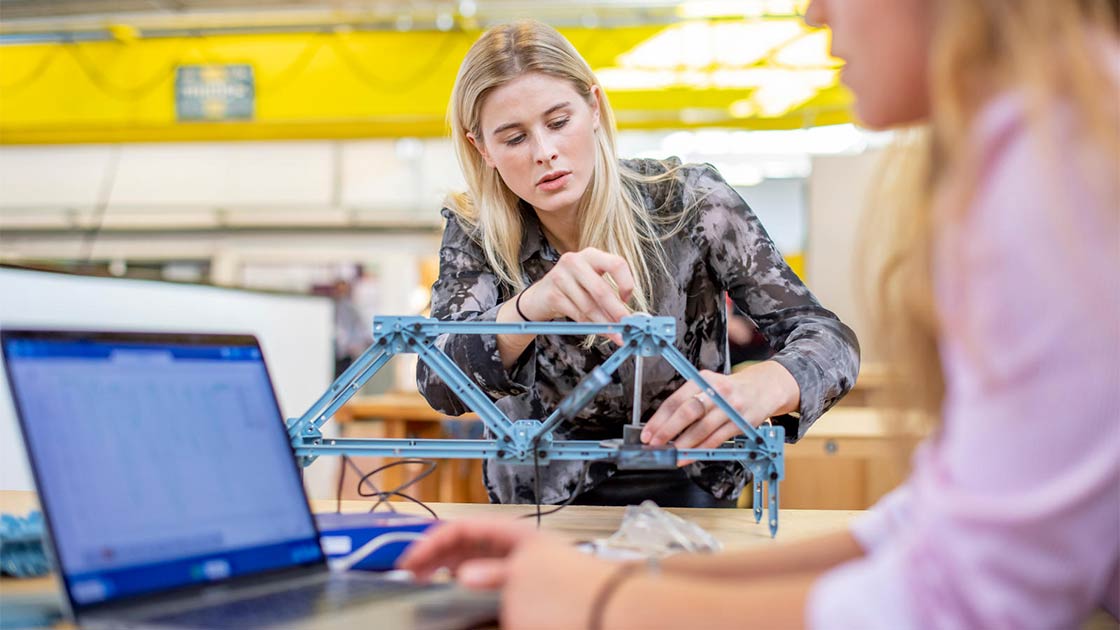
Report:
504,134,526,146
548,118,570,130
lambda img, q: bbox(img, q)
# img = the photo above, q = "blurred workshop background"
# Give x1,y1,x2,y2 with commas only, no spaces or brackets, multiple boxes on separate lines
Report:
0,0,913,506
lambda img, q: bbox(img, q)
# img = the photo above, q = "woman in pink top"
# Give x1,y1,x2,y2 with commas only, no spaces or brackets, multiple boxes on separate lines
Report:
399,1,1120,627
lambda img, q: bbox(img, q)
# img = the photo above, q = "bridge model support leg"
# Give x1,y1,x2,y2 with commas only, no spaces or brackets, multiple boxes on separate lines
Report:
753,478,764,523
767,478,780,538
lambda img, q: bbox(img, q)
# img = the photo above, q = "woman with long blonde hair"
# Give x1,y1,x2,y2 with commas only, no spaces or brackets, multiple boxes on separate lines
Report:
418,20,860,507
402,0,1120,627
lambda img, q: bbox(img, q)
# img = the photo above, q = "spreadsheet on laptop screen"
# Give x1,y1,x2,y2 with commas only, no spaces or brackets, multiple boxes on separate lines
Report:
3,335,323,604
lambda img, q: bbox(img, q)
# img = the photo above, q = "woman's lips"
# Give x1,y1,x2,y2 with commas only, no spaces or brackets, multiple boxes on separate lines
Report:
537,172,571,192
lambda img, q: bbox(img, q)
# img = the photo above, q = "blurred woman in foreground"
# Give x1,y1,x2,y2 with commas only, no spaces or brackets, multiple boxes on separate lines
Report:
400,1,1120,627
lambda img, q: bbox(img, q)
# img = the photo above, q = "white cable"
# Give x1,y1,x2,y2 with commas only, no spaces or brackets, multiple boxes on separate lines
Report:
327,531,426,572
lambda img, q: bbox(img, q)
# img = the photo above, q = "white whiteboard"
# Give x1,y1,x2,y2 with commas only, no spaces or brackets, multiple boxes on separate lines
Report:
0,267,337,496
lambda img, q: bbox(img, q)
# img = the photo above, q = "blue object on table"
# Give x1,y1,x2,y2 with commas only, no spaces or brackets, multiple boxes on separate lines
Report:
315,512,434,572
0,510,49,578
0,594,64,630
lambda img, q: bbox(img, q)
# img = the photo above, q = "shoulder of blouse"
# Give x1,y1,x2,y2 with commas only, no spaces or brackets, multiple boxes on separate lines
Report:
437,205,491,259
620,157,736,223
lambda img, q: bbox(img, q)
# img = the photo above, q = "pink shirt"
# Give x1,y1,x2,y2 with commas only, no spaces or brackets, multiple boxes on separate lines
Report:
808,91,1120,629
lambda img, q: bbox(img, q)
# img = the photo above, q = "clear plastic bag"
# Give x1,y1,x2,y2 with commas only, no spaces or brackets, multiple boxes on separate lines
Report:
582,501,722,560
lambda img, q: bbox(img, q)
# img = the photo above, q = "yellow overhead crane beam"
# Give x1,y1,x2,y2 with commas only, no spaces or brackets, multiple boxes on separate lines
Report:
0,24,852,145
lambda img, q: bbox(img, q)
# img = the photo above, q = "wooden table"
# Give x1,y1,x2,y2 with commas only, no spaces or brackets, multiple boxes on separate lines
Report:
5,492,1116,630
0,490,857,613
319,501,862,550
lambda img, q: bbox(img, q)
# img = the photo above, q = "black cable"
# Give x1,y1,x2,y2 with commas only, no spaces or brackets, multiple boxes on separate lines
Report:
335,455,393,513
536,463,590,517
370,488,440,520
341,450,594,526
524,443,599,526
335,456,346,513
533,435,543,527
349,458,440,520
526,459,591,517
359,459,436,509
347,456,392,510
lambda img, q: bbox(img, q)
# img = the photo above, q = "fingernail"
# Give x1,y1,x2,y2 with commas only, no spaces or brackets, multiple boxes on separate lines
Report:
458,565,487,585
641,430,650,442
459,564,479,578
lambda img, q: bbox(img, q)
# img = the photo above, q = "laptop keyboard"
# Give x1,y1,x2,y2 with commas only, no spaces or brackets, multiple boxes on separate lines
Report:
146,575,432,629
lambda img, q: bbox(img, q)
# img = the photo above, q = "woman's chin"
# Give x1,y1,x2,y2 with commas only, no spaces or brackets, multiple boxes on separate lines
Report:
526,190,584,216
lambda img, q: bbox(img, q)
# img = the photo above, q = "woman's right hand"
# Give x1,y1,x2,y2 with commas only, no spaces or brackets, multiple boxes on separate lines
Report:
517,247,636,338
396,519,548,589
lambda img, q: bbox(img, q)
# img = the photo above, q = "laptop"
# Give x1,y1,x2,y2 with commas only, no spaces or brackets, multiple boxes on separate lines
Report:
1,329,498,629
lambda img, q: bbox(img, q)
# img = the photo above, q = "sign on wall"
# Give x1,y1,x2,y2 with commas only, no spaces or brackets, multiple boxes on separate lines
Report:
175,64,255,121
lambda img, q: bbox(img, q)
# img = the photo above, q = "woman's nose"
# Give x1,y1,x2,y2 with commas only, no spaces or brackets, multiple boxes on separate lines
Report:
534,141,559,164
803,0,828,29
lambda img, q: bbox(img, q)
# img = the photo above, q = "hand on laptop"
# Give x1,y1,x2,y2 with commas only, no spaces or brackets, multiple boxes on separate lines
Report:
397,519,546,588
398,518,620,630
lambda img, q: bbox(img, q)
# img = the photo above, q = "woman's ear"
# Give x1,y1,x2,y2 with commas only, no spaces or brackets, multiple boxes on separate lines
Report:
589,85,603,131
466,132,496,168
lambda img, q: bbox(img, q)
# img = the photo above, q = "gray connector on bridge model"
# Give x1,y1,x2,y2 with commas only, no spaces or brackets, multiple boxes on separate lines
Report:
622,424,644,446
614,444,678,470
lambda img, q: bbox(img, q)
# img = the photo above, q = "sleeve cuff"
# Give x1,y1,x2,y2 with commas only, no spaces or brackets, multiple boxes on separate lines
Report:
769,352,827,441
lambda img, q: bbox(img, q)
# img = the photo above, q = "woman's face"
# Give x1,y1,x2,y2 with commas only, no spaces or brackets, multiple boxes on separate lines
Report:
468,72,601,218
806,0,934,128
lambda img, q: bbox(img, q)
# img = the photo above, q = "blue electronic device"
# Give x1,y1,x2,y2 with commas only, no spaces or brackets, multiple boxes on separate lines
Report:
287,315,786,536
315,512,434,572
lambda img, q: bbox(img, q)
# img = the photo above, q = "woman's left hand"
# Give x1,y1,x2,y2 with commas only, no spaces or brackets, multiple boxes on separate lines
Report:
642,361,800,454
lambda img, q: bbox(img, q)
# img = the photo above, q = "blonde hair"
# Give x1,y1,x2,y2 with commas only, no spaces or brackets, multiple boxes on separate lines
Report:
446,20,678,316
864,0,1120,421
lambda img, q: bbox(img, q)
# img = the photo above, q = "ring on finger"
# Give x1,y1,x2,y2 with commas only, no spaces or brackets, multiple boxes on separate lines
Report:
691,393,708,414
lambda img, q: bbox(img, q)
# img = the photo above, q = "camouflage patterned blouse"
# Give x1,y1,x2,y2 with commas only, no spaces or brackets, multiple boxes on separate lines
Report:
417,158,860,504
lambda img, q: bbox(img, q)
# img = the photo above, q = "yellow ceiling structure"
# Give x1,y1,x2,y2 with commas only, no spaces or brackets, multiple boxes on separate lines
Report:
0,14,852,144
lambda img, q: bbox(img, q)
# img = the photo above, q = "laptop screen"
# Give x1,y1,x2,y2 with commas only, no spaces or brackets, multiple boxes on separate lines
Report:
2,331,324,610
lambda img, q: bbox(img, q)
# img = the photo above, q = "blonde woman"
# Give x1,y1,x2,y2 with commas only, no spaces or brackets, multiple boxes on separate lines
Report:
417,20,860,508
402,0,1120,627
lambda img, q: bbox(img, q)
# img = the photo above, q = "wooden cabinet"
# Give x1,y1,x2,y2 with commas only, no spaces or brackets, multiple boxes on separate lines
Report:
778,407,926,510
